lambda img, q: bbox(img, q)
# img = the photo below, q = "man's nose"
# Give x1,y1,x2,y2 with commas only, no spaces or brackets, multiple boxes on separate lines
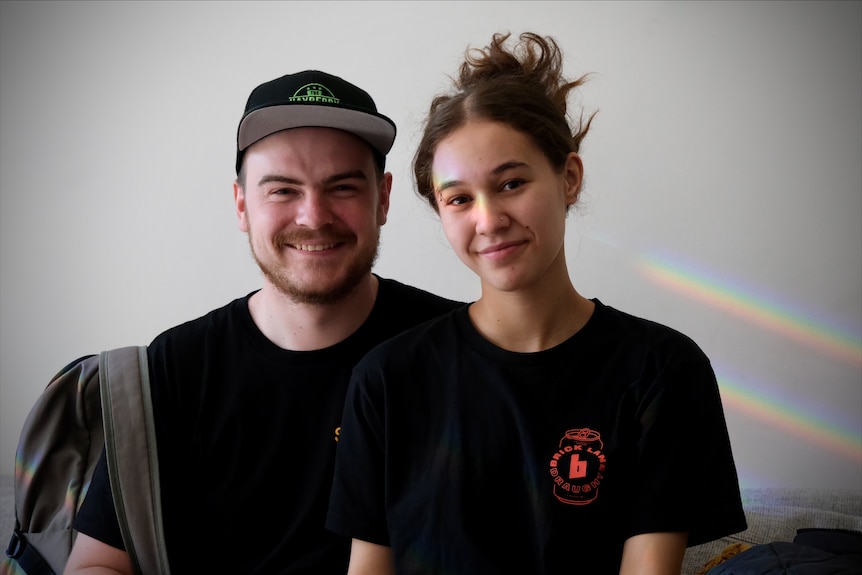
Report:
295,192,333,229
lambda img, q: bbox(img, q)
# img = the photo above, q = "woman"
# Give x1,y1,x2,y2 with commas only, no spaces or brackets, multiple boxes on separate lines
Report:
326,32,747,574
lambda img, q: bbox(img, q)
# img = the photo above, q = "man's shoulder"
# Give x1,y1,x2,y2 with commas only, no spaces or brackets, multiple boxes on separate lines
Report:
149,292,255,348
377,276,464,311
361,276,463,346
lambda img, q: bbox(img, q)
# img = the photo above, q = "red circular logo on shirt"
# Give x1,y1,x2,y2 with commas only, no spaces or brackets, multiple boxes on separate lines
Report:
548,428,606,505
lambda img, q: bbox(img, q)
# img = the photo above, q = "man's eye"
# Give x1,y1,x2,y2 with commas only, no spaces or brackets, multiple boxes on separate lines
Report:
331,184,359,196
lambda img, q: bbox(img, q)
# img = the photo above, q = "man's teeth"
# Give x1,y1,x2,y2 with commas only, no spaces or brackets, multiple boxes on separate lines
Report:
295,244,334,252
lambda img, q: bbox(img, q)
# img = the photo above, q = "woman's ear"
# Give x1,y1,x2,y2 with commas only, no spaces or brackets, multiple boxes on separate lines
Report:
563,152,583,206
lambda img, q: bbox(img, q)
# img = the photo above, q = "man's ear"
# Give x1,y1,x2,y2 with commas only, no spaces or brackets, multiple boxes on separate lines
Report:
234,180,249,232
378,171,393,226
563,152,583,206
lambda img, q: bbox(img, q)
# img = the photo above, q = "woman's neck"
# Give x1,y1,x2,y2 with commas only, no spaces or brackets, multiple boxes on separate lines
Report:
469,277,594,353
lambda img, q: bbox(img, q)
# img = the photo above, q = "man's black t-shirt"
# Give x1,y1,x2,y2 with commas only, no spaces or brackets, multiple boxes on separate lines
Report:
75,277,462,574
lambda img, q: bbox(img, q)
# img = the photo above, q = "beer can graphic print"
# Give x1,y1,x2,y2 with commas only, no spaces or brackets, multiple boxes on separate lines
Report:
549,428,606,505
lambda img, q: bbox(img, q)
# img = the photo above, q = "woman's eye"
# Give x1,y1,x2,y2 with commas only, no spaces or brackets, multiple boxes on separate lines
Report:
502,179,524,191
448,195,471,206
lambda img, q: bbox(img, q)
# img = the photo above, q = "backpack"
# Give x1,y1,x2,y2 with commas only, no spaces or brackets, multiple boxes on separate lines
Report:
2,346,171,575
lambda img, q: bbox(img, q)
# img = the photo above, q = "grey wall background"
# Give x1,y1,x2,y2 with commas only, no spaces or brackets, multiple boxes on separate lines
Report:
1,1,860,489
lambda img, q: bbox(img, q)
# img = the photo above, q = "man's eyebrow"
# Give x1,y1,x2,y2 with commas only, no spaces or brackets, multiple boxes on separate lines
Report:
435,161,528,194
257,171,369,187
257,174,302,187
322,170,368,185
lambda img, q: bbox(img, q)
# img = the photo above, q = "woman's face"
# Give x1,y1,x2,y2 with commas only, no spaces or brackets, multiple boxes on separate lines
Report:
431,120,582,294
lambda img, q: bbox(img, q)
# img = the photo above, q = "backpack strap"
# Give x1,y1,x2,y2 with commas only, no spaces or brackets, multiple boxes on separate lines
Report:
99,346,171,575
4,529,55,575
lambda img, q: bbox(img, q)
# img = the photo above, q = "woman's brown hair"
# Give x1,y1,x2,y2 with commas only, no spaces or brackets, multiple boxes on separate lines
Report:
413,32,595,211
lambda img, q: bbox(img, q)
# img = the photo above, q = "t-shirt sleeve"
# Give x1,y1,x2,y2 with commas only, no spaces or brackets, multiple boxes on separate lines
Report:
74,446,126,550
326,358,390,546
624,348,747,546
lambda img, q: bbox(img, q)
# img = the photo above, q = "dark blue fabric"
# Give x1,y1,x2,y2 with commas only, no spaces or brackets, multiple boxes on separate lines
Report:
707,529,862,574
794,528,862,556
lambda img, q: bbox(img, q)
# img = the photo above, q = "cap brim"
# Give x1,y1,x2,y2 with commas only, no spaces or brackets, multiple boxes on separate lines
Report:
238,104,396,157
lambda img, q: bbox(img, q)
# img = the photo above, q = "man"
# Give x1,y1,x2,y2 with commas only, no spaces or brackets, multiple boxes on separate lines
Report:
64,70,462,574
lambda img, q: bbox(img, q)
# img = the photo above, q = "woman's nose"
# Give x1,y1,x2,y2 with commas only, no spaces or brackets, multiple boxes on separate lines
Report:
474,199,509,234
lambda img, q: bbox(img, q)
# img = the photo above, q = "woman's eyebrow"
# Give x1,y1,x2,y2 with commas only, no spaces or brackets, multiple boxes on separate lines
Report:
435,179,462,194
435,161,528,194
491,160,528,176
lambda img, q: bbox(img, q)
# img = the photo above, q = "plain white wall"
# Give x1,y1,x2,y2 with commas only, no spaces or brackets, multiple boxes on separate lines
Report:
1,1,860,489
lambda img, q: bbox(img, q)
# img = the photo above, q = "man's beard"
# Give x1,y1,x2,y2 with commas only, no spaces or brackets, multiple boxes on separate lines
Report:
248,228,379,306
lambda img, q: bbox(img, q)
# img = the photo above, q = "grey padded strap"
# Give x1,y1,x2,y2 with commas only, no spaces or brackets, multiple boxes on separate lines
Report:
100,346,171,575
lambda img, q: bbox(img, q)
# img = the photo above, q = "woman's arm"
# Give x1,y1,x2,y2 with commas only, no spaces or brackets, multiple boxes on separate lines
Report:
619,531,688,575
346,538,395,575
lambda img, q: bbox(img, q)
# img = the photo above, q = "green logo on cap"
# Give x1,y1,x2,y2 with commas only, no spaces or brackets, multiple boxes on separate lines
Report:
289,83,340,104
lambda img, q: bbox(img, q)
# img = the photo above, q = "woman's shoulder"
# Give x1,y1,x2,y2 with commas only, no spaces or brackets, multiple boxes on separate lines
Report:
591,299,709,360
